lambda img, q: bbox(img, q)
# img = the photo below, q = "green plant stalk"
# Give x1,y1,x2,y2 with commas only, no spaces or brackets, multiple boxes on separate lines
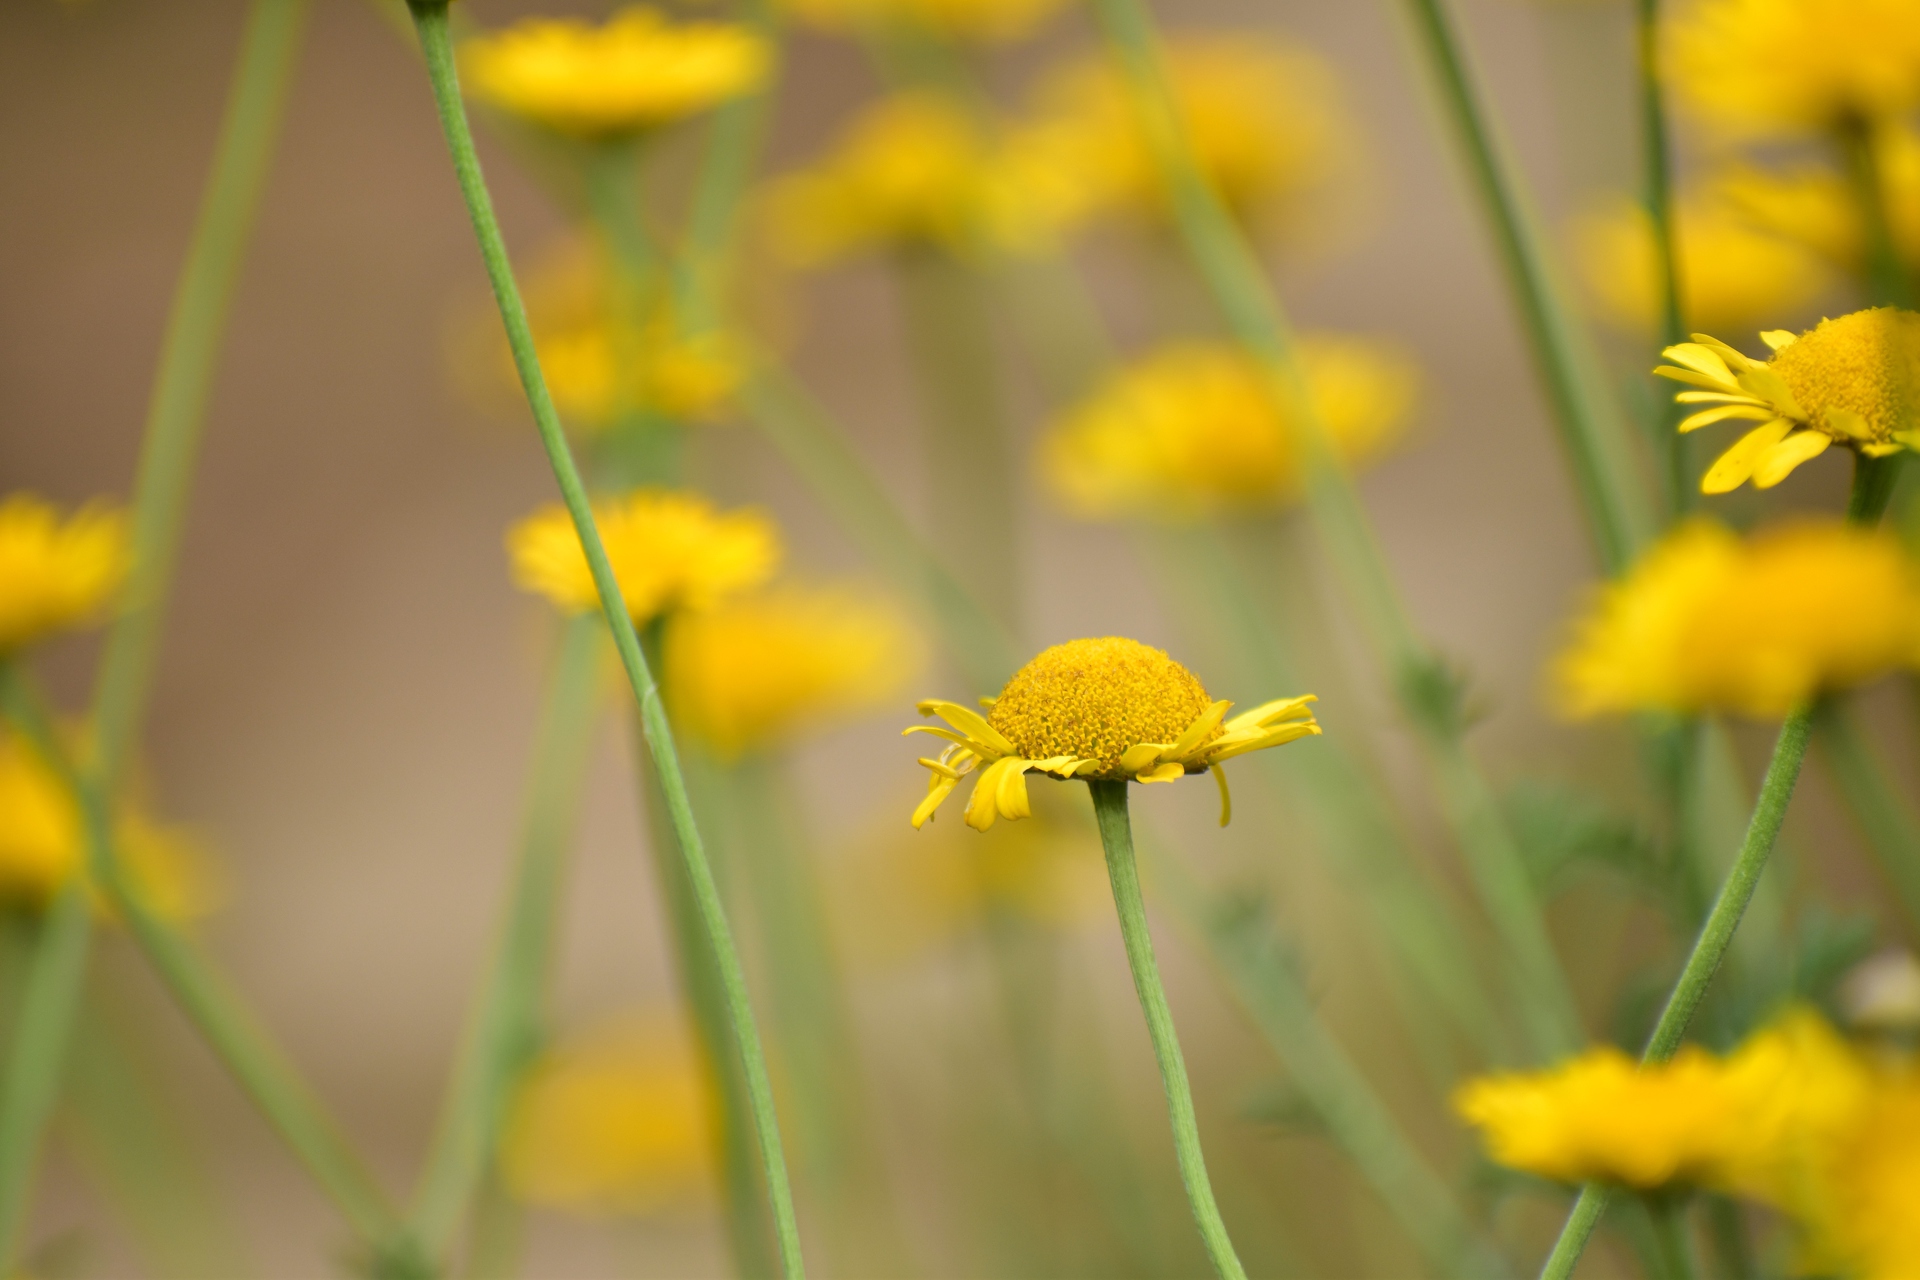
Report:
1839,115,1917,310
1636,0,1692,514
1540,456,1899,1278
1084,0,1583,1059
1087,779,1246,1280
0,670,409,1259
1398,0,1656,572
405,8,806,1276
1644,1196,1698,1280
1819,699,1920,934
410,615,603,1255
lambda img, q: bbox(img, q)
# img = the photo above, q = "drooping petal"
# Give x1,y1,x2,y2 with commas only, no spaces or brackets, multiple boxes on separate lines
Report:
916,699,1016,756
1674,391,1766,405
912,771,960,829
1677,404,1775,434
994,758,1034,821
966,756,1030,831
1212,763,1232,828
1752,431,1831,489
903,725,991,754
1119,742,1168,773
1701,420,1793,494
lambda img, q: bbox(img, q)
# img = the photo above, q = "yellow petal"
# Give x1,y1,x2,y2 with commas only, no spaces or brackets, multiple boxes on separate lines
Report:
1209,721,1323,764
1674,391,1766,405
1752,431,1831,489
1733,367,1802,419
1758,329,1797,352
1222,694,1318,733
994,759,1034,821
1119,742,1168,773
916,700,1016,756
1167,700,1232,761
1823,408,1870,441
1660,343,1734,382
964,760,1016,831
1677,404,1774,434
1654,366,1742,393
1212,763,1232,828
1687,334,1762,371
912,772,960,829
1701,420,1793,494
1137,761,1185,784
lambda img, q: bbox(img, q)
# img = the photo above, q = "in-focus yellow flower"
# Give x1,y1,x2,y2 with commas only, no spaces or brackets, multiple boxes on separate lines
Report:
0,493,130,655
1710,125,1920,276
507,489,780,623
665,584,923,761
907,637,1318,830
1571,195,1831,335
766,93,1084,265
779,0,1064,44
1019,35,1358,235
0,732,221,921
459,6,770,138
1038,337,1417,519
1553,519,1920,719
1655,308,1920,493
501,1015,712,1216
1666,0,1920,135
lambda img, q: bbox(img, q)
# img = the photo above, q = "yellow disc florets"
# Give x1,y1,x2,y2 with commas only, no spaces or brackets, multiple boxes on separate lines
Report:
1770,308,1920,445
987,637,1215,777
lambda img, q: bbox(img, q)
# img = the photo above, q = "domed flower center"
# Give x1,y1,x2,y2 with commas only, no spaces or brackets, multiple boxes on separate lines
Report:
988,637,1216,776
1769,307,1920,444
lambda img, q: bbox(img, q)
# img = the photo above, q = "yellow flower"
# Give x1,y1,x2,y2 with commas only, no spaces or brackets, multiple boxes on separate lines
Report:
1665,0,1920,135
1794,1079,1920,1280
459,6,770,138
507,489,780,623
766,93,1083,265
0,732,222,921
1019,35,1357,234
906,637,1318,830
1655,308,1920,493
1570,195,1831,335
778,0,1064,44
665,584,924,760
1710,124,1920,275
500,1015,713,1216
1553,518,1920,719
0,493,130,655
1038,337,1417,519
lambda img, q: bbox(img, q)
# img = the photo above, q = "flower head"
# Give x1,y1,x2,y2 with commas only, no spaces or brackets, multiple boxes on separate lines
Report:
779,0,1064,44
666,584,923,760
906,637,1318,830
1666,0,1920,136
507,489,780,623
1655,308,1920,493
1794,1080,1920,1280
1039,337,1417,519
500,1015,713,1216
1553,519,1920,719
460,7,770,138
0,494,130,655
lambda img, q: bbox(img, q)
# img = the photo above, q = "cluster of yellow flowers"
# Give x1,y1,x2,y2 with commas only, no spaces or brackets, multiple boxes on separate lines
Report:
1456,1006,1920,1277
0,493,130,655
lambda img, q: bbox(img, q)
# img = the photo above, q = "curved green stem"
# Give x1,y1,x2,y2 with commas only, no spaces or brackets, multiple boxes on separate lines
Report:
404,7,805,1276
1087,780,1245,1280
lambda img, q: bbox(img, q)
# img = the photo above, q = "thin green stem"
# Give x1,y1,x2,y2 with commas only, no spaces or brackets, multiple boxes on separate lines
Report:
1086,779,1245,1280
409,616,603,1255
404,8,804,1277
1818,699,1920,935
1635,0,1692,514
1839,115,1916,310
1398,0,1655,572
1644,1196,1699,1280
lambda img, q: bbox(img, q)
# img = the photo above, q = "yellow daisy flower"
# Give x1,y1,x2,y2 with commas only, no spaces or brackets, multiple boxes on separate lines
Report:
1654,308,1920,493
665,584,923,761
1571,195,1831,335
1039,336,1418,519
459,6,770,138
507,489,780,623
500,1015,713,1216
1553,518,1920,719
1794,1080,1920,1280
1665,0,1920,136
778,0,1065,44
906,636,1318,831
0,493,130,655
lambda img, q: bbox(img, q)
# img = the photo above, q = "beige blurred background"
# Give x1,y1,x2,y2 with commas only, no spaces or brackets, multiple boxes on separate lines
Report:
0,0,1894,1275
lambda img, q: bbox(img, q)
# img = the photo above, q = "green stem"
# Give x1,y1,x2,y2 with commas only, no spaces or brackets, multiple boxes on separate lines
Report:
406,8,804,1276
409,616,603,1255
1818,699,1920,936
1702,1195,1751,1280
1398,0,1655,572
1086,779,1245,1280
1839,115,1916,309
1644,1196,1698,1280
1635,0,1692,514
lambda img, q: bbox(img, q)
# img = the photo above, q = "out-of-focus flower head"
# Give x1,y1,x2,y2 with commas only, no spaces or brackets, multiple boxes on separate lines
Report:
1571,194,1831,335
1553,518,1920,719
1710,123,1920,276
0,493,130,656
665,583,924,761
500,1014,713,1216
1793,1078,1920,1280
1655,309,1920,492
1018,35,1359,238
1038,337,1417,520
1665,0,1920,136
765,92,1087,266
908,637,1318,830
0,730,222,921
507,488,781,624
459,7,770,139
779,0,1065,45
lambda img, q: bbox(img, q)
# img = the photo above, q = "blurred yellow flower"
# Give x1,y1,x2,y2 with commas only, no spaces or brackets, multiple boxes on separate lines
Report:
779,0,1064,44
0,732,222,921
1711,125,1920,275
0,493,130,655
1666,0,1920,135
501,1015,713,1216
1038,337,1417,520
1794,1079,1920,1280
1571,195,1831,335
1553,519,1920,719
908,637,1318,830
1020,35,1357,234
1656,309,1920,493
459,7,769,138
665,584,924,760
507,489,780,623
766,93,1084,265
